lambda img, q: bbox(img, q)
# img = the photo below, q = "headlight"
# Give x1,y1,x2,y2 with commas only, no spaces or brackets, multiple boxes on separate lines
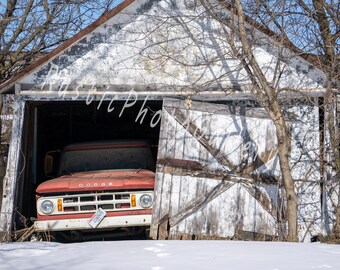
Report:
40,200,54,214
139,194,153,208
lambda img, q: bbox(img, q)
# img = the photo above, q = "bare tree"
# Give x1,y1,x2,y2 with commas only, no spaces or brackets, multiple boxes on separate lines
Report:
236,0,300,242
188,0,299,241
201,0,338,242
0,0,120,84
0,0,120,213
242,0,339,241
303,0,339,241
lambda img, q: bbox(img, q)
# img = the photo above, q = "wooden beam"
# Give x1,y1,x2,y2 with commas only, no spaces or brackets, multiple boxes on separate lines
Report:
0,98,25,241
241,183,275,216
15,84,21,95
165,106,236,171
168,180,235,227
157,158,255,183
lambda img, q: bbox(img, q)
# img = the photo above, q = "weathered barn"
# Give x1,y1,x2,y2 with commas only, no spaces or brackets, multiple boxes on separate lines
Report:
0,0,337,241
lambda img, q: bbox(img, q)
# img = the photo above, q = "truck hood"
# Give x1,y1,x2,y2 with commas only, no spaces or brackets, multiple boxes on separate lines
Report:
36,170,155,194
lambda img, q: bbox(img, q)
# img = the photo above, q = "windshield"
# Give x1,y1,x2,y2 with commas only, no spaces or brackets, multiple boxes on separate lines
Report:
58,146,155,176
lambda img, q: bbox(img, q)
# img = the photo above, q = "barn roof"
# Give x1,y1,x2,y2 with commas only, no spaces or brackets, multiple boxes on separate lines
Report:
0,0,325,95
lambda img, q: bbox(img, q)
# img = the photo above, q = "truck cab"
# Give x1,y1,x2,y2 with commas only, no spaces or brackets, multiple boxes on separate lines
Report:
34,140,155,239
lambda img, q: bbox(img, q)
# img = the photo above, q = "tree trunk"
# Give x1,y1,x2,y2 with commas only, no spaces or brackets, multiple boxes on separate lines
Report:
311,0,340,241
0,158,5,211
325,76,340,240
0,95,4,210
276,125,298,242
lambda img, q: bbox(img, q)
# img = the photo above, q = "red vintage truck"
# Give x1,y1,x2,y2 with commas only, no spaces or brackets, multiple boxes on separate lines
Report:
34,140,155,239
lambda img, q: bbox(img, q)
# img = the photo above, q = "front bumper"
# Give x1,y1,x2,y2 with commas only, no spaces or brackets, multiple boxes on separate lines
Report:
34,214,151,232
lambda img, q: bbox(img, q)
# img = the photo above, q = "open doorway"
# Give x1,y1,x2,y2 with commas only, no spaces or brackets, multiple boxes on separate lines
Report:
17,99,162,226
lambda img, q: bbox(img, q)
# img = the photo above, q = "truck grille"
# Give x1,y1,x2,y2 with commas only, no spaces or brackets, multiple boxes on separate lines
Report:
62,192,131,213
37,191,153,215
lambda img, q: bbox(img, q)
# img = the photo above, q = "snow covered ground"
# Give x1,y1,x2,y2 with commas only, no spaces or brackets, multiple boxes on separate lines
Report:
1,240,340,270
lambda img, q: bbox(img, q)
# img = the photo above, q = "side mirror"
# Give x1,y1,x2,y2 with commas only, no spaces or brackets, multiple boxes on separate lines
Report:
44,150,61,176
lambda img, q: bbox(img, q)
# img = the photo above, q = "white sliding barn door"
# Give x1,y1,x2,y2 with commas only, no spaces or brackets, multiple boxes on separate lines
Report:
150,99,279,240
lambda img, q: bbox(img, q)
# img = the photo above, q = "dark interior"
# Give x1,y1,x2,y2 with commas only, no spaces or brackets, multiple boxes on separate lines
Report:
17,99,162,225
